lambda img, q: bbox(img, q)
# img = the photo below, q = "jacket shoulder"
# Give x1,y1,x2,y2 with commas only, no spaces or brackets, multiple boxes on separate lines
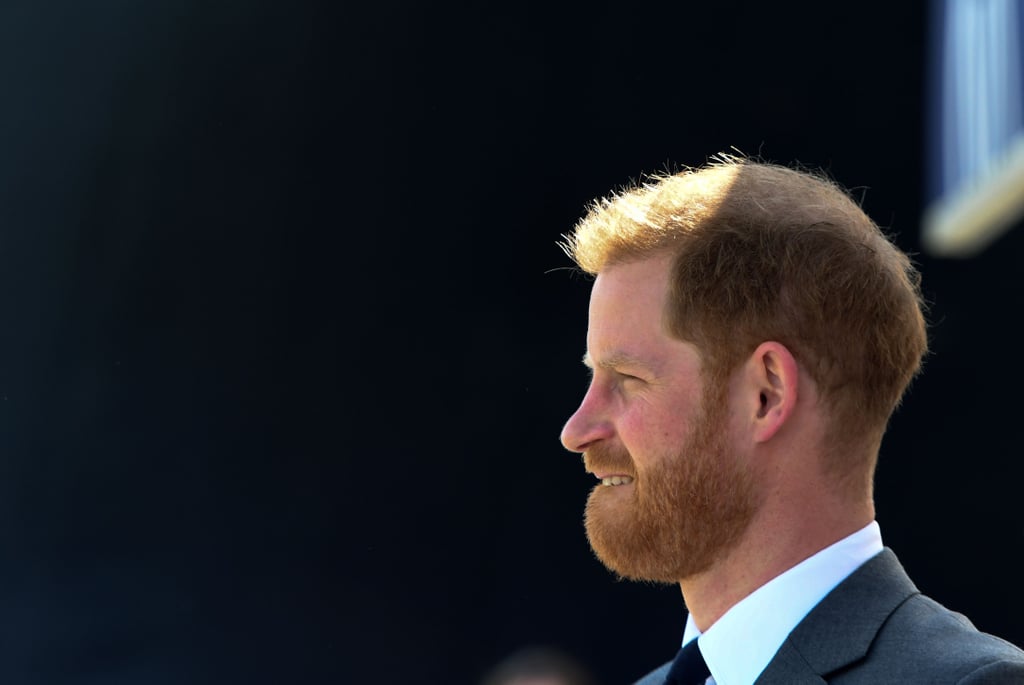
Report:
842,592,1024,683
760,549,1024,684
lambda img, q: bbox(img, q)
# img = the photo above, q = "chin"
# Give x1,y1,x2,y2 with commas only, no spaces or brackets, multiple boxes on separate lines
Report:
584,483,680,584
583,477,752,584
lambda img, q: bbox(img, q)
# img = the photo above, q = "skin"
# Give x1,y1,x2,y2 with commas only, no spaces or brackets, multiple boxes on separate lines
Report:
560,254,875,631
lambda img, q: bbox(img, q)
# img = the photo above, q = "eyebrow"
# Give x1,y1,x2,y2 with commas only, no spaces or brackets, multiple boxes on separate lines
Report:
581,351,652,371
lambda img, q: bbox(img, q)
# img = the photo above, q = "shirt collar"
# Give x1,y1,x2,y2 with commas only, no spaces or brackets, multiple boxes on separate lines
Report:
680,521,883,685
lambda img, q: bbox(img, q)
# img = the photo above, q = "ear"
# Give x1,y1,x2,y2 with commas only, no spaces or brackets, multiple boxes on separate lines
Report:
740,341,800,444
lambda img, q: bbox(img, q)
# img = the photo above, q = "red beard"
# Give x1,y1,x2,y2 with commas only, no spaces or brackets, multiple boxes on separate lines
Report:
583,387,760,583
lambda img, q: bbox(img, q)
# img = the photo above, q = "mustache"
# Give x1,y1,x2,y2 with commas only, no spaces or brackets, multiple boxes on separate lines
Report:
583,443,635,476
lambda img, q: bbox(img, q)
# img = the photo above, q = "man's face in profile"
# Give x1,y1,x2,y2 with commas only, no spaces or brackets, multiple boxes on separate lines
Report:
560,256,760,582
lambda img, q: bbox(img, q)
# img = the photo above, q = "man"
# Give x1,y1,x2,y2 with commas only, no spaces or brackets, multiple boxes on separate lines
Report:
558,157,1024,684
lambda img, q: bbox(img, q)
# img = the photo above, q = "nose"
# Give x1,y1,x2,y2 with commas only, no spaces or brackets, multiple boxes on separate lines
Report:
560,384,613,453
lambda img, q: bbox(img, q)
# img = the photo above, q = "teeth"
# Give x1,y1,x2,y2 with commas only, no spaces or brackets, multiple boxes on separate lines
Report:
601,476,634,487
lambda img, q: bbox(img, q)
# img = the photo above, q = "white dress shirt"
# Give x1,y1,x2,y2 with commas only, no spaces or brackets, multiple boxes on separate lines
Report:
681,521,884,685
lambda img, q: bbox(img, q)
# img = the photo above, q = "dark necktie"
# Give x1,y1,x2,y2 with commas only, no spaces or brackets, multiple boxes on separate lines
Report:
664,639,711,685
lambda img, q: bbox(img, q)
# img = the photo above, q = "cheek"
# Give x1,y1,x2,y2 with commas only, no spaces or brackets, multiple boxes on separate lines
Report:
621,406,691,453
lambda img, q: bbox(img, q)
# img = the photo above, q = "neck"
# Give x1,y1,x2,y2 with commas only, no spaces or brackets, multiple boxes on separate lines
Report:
679,499,874,631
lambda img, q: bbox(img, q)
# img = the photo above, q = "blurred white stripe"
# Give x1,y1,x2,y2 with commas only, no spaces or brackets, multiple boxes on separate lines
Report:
924,0,1024,256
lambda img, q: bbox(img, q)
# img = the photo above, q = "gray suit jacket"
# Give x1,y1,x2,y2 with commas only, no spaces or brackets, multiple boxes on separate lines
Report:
634,549,1024,684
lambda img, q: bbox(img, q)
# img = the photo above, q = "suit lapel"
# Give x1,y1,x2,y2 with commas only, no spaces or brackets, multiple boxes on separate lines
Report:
754,549,919,684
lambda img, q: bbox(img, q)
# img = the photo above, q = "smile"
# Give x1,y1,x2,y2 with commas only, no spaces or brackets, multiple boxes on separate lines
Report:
601,476,634,487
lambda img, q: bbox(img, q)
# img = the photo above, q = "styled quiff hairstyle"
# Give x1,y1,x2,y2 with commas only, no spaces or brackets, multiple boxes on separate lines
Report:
562,156,928,464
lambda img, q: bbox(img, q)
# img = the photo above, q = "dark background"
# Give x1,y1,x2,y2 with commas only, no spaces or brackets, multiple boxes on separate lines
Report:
1,1,1021,683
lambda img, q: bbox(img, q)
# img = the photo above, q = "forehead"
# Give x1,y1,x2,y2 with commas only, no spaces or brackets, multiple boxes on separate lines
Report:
586,255,674,362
